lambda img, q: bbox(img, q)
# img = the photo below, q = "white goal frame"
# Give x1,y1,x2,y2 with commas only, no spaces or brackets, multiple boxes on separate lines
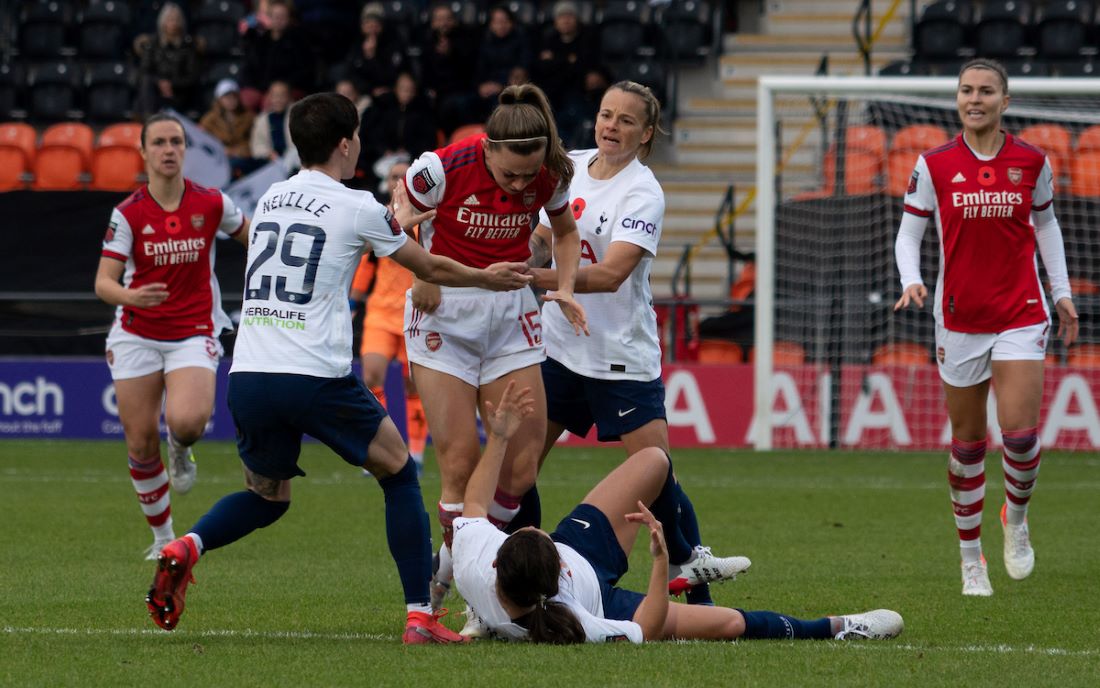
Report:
753,75,1100,449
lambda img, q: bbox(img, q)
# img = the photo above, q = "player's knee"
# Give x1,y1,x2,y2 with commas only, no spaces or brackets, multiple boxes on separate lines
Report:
725,609,747,639
165,413,209,445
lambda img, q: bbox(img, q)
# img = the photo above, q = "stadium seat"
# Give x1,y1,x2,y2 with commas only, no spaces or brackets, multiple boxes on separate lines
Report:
697,339,743,364
78,0,131,58
820,125,887,196
32,146,85,190
914,0,973,59
99,122,142,149
1050,59,1097,77
872,341,930,366
499,0,538,27
974,1,1033,58
609,61,666,106
1001,58,1048,77
1067,343,1100,368
749,341,807,365
27,61,81,122
200,61,243,108
657,0,712,62
1018,123,1071,184
1069,151,1100,196
1076,124,1100,153
84,61,134,124
887,124,950,197
1035,0,1092,59
0,63,25,120
0,122,37,191
380,0,424,45
194,0,245,57
40,122,94,168
449,123,485,144
91,146,145,191
20,0,74,59
1069,276,1100,295
878,60,926,76
596,1,652,59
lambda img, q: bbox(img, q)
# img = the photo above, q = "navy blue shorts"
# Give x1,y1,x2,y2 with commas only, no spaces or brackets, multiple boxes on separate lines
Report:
542,357,666,442
227,372,387,480
551,503,644,622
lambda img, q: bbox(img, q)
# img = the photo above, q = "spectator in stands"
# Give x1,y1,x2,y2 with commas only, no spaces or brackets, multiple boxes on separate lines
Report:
239,0,272,34
420,2,476,134
240,0,315,111
200,79,259,179
469,5,533,123
533,1,599,149
250,81,294,162
340,4,406,99
335,78,372,118
356,72,437,192
133,2,200,118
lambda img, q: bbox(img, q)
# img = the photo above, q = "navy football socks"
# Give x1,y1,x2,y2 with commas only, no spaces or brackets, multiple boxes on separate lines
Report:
648,463,694,565
377,457,432,605
190,490,289,552
505,485,542,533
738,610,833,640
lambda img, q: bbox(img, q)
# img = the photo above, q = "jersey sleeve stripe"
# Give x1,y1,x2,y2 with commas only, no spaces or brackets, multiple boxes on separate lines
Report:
903,204,933,218
443,156,477,173
545,202,569,216
101,249,128,261
404,182,432,212
1032,198,1052,211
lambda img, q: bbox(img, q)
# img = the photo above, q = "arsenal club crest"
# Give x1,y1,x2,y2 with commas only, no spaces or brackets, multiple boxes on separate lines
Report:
426,331,443,352
522,189,536,208
191,213,205,229
1007,167,1022,185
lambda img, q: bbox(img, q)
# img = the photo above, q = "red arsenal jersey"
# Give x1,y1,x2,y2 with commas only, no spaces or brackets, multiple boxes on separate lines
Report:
101,179,245,340
404,133,570,268
903,133,1053,333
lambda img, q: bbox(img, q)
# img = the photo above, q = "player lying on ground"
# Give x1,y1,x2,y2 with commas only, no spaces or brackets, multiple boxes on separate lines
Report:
450,381,905,643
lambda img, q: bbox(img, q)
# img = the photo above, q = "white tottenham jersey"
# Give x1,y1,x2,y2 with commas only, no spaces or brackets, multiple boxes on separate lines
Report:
231,169,407,377
539,150,663,381
451,517,644,643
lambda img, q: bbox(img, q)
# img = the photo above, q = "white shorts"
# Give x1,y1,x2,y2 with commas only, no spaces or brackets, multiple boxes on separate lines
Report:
105,322,223,381
404,287,546,387
935,320,1049,387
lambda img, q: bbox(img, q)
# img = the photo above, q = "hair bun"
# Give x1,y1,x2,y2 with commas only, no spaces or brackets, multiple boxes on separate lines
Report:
499,90,518,105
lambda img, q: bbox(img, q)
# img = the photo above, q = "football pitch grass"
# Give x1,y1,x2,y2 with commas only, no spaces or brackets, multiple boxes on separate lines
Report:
1,440,1098,687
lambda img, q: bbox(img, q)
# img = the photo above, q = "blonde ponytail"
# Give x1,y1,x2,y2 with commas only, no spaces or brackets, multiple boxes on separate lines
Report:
485,84,574,185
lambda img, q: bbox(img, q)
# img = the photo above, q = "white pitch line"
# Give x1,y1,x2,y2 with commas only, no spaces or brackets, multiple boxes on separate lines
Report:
2,625,396,642
4,626,1096,657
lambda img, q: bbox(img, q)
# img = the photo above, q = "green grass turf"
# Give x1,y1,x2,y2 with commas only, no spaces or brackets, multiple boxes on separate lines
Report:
1,440,1098,687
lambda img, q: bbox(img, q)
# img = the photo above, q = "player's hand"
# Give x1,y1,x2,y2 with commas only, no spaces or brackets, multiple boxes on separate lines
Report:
411,278,442,313
483,380,535,441
1055,297,1079,348
481,262,534,292
542,291,589,336
391,182,435,230
129,282,169,308
625,501,667,560
893,283,927,311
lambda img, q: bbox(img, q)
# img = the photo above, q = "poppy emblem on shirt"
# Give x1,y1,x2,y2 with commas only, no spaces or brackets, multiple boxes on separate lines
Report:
1008,167,1022,185
426,331,443,352
571,197,586,220
165,215,182,235
523,189,536,208
412,168,435,194
191,214,205,229
907,171,918,195
977,166,996,186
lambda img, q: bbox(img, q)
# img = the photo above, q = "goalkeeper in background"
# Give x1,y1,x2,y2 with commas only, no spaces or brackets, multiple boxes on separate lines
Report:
894,58,1079,597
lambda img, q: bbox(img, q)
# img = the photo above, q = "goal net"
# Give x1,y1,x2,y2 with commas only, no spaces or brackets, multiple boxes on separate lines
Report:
753,76,1100,451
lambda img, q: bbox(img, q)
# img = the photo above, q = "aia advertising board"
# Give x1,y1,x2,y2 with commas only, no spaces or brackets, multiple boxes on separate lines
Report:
2,360,1098,450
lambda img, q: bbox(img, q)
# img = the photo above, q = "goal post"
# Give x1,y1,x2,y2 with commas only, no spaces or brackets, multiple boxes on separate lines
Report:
753,75,1100,450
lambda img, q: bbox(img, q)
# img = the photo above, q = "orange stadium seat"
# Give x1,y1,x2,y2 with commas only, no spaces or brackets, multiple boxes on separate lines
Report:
819,125,887,195
449,123,485,144
1068,151,1100,197
91,122,144,191
887,124,950,196
0,122,37,190
1069,277,1100,295
697,339,743,364
32,146,85,190
1067,343,1100,368
40,122,94,168
1018,123,1071,185
1075,124,1100,153
872,341,930,366
749,340,807,365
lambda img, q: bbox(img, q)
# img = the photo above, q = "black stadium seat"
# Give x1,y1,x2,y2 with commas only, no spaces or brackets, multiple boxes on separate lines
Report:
914,0,972,59
499,0,538,27
0,62,25,119
84,60,134,123
381,0,423,45
194,0,245,57
200,60,242,106
78,0,131,58
658,0,712,62
1035,0,1093,59
610,60,666,106
596,0,652,59
974,0,1033,58
20,0,74,59
27,60,81,121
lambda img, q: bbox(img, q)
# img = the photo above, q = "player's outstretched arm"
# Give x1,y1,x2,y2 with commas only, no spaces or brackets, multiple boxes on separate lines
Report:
543,210,589,335
625,501,670,641
391,241,532,291
463,381,535,518
531,242,645,294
